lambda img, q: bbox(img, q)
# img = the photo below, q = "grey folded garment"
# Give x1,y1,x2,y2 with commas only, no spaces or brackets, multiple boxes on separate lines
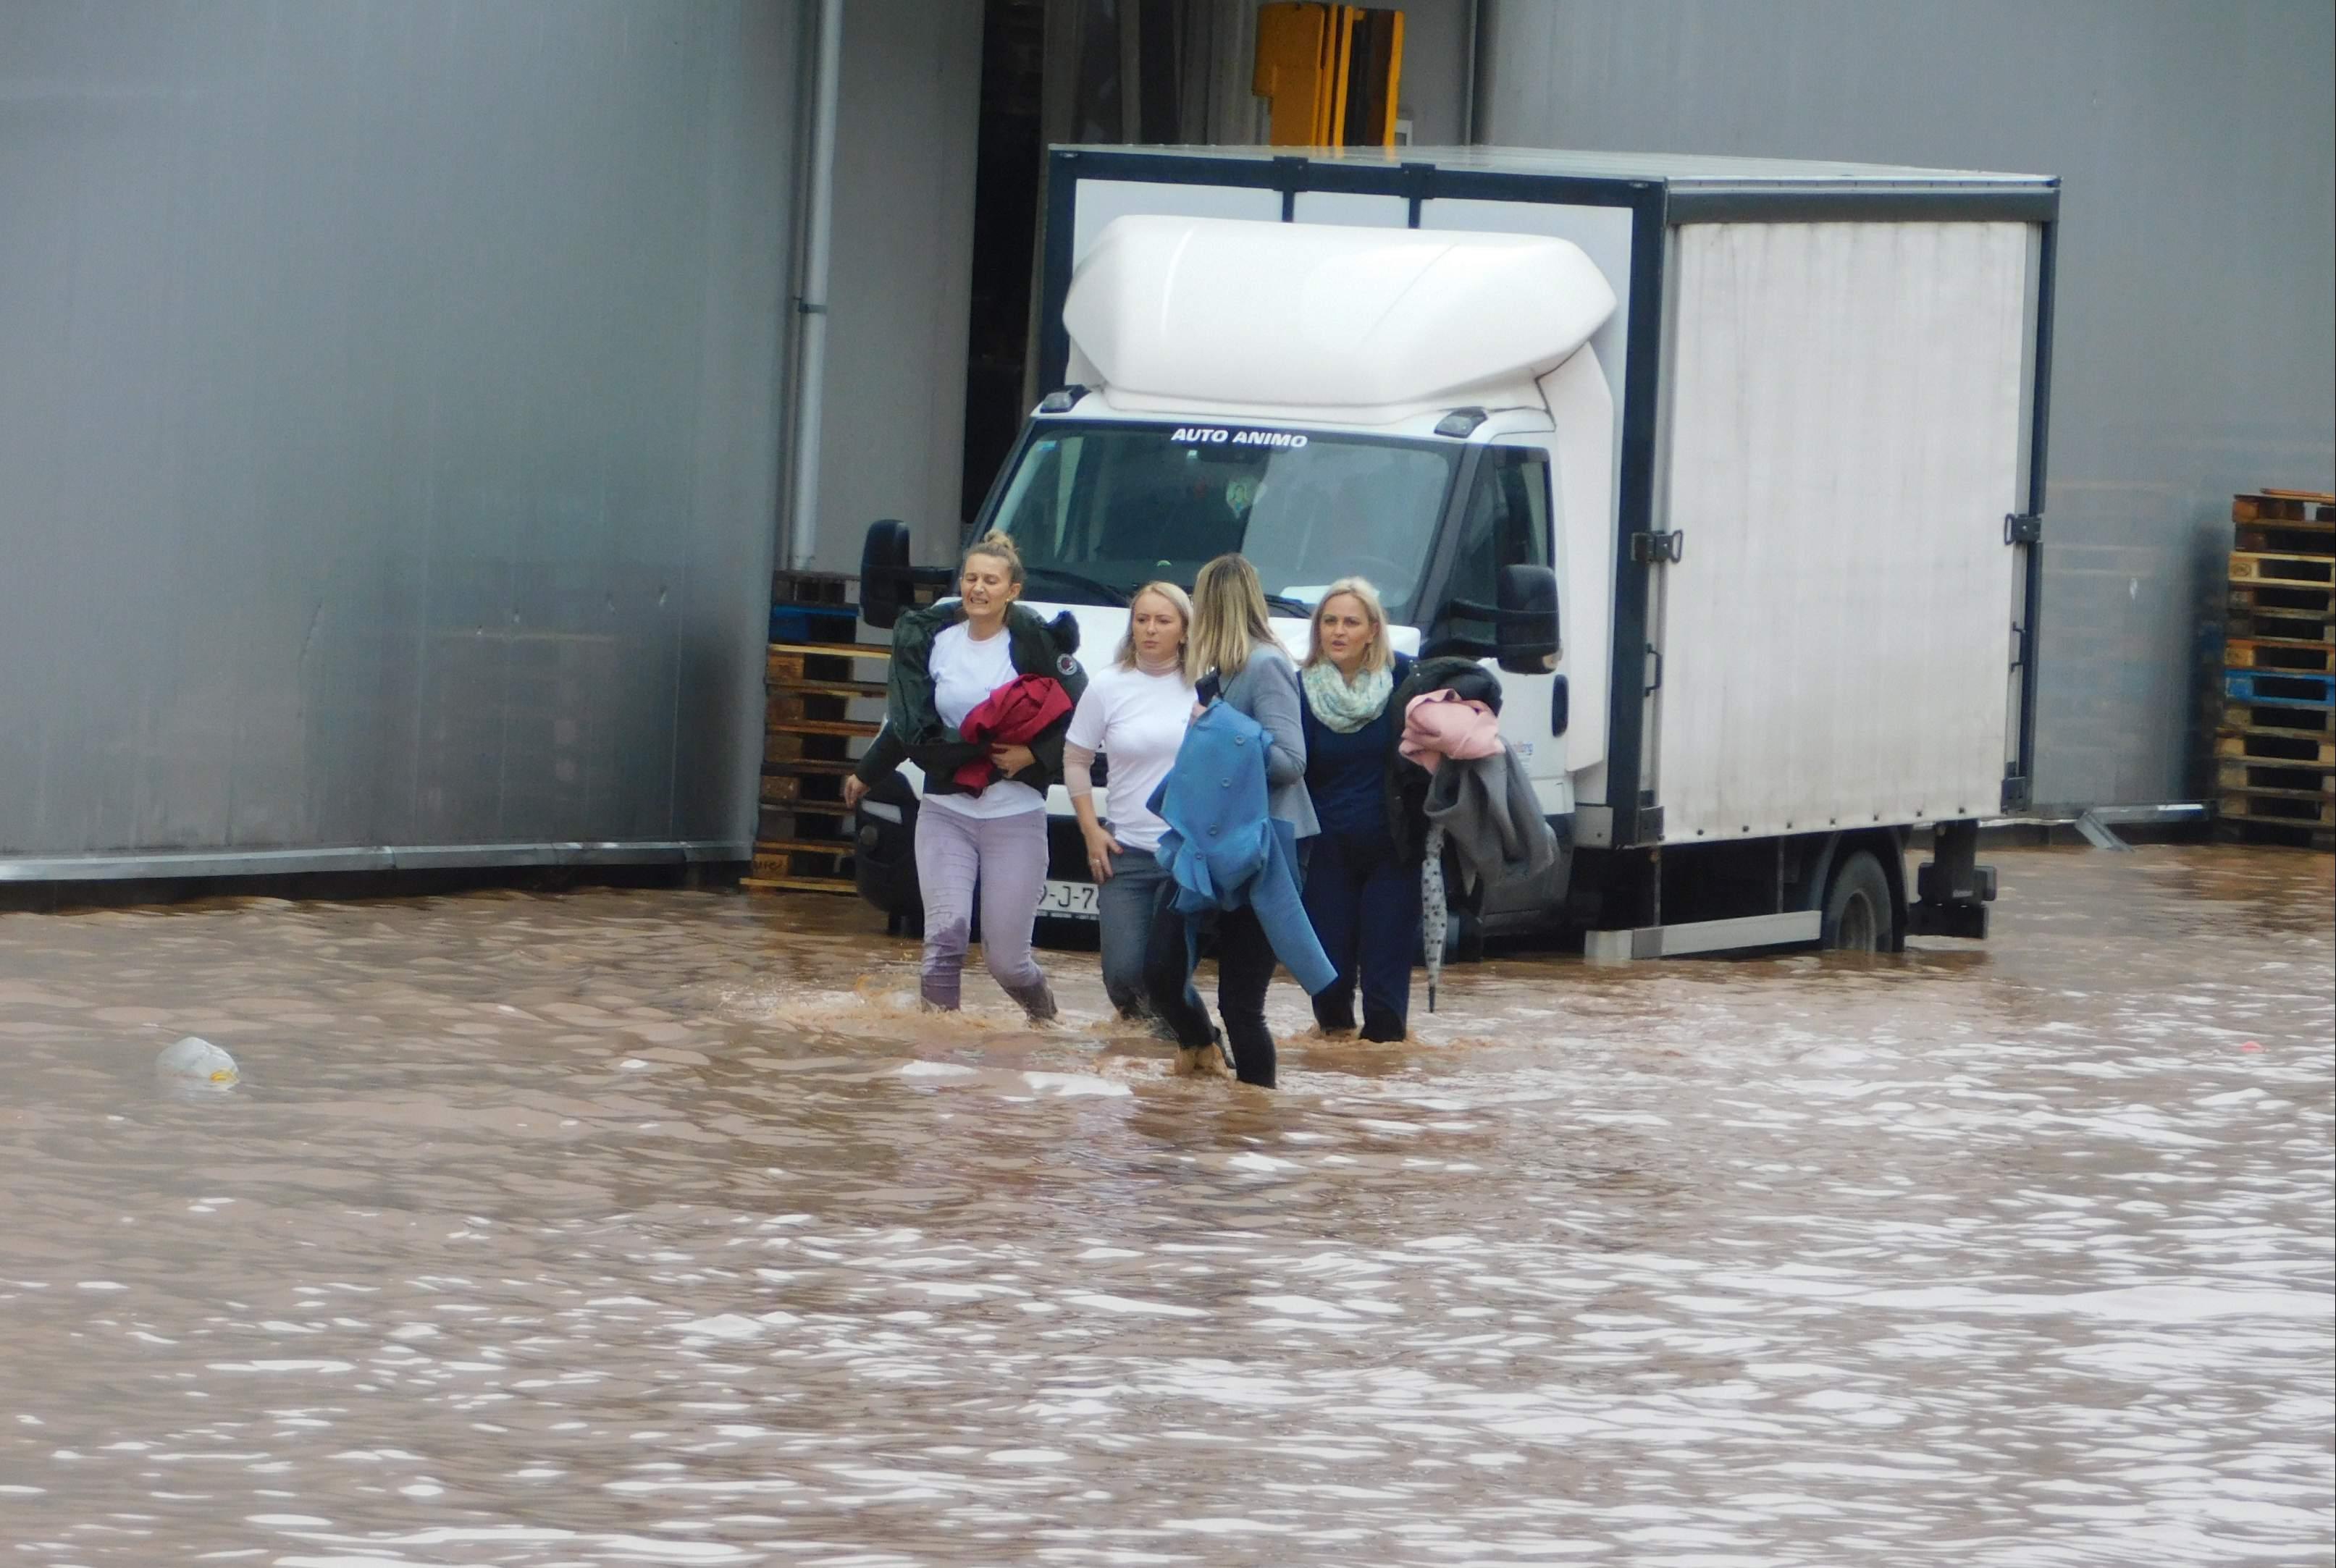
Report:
1419,745,1555,1010
1424,743,1555,893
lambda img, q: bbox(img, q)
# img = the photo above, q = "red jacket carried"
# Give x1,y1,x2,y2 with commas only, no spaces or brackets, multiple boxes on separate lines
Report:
954,674,1073,792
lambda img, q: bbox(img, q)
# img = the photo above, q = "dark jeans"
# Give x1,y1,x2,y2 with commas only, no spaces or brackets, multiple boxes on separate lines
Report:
1096,846,1184,1032
1144,899,1282,1088
1303,827,1418,1042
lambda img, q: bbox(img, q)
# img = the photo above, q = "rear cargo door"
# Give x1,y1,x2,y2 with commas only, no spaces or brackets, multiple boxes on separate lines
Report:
1651,220,2035,842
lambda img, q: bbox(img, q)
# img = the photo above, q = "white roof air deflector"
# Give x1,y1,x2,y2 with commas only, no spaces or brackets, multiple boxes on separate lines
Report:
1062,215,1618,425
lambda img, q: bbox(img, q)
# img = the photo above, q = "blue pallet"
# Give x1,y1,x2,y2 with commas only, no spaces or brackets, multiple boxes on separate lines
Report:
2224,668,2336,708
771,604,859,644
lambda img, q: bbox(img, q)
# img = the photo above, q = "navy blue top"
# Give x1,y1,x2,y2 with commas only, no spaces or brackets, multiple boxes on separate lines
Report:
1301,654,1411,840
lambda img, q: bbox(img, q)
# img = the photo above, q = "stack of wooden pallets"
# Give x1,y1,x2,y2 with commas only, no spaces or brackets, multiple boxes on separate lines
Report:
2217,490,2335,851
746,573,884,895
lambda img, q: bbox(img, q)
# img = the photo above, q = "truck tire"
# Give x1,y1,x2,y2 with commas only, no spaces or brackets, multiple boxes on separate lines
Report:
1820,849,1893,953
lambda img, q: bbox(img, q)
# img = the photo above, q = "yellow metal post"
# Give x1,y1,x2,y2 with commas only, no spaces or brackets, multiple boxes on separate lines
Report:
1324,4,1357,148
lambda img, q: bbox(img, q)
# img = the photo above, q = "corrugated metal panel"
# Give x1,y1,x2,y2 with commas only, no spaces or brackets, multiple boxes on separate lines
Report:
1654,222,2033,840
1482,0,2336,807
0,1,797,868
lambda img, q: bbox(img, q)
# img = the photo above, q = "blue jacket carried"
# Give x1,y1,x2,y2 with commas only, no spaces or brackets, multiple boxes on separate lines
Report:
1148,699,1338,996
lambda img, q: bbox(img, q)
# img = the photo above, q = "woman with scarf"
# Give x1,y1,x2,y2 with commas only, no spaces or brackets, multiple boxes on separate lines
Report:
843,531,1085,1020
1061,581,1197,1029
1297,577,1420,1042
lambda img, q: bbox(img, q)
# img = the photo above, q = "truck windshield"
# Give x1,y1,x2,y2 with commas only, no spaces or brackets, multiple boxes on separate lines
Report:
986,421,1459,620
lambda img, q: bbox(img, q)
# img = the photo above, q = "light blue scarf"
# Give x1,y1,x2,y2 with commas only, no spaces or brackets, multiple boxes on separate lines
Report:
1301,659,1393,733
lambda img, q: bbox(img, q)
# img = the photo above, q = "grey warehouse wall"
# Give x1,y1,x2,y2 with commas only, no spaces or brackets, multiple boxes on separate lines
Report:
809,0,983,571
1481,0,2336,809
0,1,800,869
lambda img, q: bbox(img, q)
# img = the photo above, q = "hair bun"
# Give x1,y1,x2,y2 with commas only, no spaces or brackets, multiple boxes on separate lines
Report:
961,531,1025,583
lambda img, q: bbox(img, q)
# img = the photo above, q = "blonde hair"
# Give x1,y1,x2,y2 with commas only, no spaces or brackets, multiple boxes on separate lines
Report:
1187,554,1275,685
959,530,1025,586
1303,576,1393,674
1115,581,1193,671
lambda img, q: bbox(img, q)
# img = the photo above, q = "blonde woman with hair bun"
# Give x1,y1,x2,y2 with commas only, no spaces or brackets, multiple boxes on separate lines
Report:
844,531,1088,1019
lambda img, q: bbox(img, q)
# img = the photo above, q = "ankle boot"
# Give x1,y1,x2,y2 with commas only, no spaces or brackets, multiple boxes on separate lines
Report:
1004,977,1057,1024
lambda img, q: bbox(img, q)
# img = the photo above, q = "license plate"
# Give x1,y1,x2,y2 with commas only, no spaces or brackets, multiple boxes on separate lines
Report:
1039,878,1099,919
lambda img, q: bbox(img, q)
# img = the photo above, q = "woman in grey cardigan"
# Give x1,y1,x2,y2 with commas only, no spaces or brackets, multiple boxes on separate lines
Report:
1142,553,1318,1087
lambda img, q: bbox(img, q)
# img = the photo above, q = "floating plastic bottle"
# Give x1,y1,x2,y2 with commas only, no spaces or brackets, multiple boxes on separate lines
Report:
156,1035,239,1088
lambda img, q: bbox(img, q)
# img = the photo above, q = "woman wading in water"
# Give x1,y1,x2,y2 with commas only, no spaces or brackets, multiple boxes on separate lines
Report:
1298,576,1419,1042
1062,582,1198,1030
1143,554,1330,1085
844,532,1085,1018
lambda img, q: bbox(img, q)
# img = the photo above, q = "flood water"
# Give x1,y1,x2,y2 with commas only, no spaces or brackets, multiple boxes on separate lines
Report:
1,844,2329,1567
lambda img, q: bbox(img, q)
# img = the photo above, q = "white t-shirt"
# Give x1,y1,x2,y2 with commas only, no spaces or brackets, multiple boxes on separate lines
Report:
923,620,1043,819
1063,662,1195,853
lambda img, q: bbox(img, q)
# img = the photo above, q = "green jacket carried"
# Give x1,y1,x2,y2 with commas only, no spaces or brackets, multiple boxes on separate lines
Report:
854,600,1088,799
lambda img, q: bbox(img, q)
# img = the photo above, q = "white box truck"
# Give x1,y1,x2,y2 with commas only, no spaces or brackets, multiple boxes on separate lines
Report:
854,146,2058,958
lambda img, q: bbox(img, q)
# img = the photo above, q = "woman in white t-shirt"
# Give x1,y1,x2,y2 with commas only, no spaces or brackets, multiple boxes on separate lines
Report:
844,532,1086,1018
1061,582,1197,1031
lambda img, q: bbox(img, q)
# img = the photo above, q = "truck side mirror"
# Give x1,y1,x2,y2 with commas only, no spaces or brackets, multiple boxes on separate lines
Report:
859,519,914,629
1495,564,1559,675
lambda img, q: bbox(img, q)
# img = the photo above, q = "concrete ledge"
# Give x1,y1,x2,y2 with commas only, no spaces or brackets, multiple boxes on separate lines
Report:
0,840,751,883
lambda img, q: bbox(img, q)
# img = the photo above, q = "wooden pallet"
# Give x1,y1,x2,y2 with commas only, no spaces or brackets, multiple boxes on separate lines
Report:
2225,608,2336,644
748,630,890,898
2236,519,2336,556
2225,637,2336,675
759,797,852,830
2218,728,2336,767
745,834,861,896
740,874,869,895
2231,578,2336,611
2233,490,2336,523
770,640,889,670
760,755,865,780
2230,550,2336,586
2217,756,2336,796
751,838,855,878
2218,787,2336,826
2223,701,2336,738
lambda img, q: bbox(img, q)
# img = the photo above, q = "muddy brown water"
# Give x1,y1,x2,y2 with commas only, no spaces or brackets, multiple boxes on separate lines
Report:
0,845,2329,1567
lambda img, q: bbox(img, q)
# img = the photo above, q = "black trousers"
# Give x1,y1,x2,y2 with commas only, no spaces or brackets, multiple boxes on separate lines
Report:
1303,827,1417,1042
1143,898,1281,1088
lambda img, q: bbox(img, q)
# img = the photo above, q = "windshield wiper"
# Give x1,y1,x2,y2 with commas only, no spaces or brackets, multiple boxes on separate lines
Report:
1263,592,1314,617
1020,565,1129,607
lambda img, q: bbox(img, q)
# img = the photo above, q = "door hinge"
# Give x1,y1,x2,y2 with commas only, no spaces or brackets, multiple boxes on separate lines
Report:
1631,529,1685,565
2004,513,2042,544
1643,642,1663,694
2001,773,2032,813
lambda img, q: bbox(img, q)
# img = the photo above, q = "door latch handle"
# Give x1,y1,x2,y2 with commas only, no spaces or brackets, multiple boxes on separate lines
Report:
1631,530,1685,565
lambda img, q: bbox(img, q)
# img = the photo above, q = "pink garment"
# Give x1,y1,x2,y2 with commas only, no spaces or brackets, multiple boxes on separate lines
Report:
1399,688,1501,773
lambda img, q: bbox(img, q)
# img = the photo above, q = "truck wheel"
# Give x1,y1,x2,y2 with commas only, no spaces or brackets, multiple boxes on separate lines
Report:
1820,849,1892,953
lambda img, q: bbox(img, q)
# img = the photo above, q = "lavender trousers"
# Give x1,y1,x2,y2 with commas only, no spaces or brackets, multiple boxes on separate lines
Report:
912,802,1050,1011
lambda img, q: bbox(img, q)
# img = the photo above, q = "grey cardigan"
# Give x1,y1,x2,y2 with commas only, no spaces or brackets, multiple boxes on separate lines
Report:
1212,642,1319,838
